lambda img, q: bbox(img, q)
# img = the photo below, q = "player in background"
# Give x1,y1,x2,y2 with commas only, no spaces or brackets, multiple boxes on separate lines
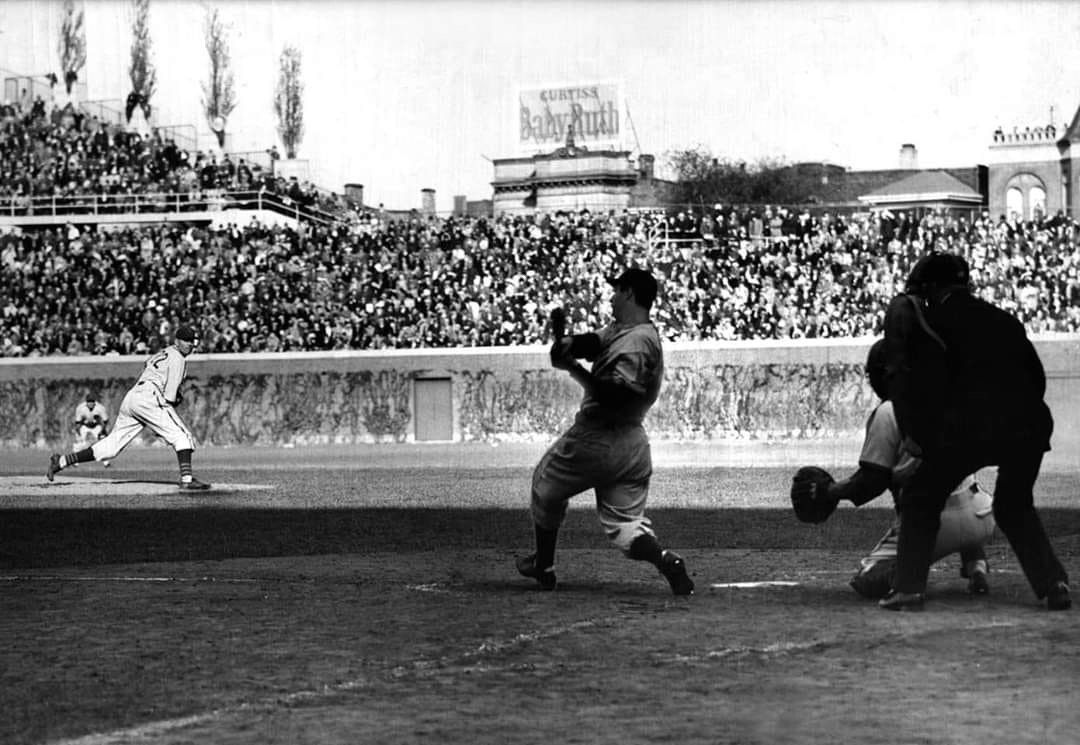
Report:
831,339,995,599
73,392,112,468
516,268,694,595
47,325,211,490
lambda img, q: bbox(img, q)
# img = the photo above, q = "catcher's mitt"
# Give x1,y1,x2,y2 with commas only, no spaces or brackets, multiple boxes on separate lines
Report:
790,465,838,524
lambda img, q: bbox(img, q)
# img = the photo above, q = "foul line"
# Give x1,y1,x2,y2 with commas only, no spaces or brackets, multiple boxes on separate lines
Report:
659,618,1022,665
49,613,622,745
2,575,260,584
666,639,831,661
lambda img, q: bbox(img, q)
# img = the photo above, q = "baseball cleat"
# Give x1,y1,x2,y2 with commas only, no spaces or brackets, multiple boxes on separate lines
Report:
879,590,925,611
516,553,556,591
102,459,111,468
968,569,990,595
659,550,695,596
963,559,990,595
1047,581,1071,611
46,453,61,482
179,478,212,491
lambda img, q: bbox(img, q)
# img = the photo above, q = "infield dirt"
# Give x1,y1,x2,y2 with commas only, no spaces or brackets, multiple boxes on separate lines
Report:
2,444,1078,745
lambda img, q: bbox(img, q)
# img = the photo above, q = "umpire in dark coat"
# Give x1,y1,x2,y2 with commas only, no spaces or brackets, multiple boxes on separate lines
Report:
881,252,1070,611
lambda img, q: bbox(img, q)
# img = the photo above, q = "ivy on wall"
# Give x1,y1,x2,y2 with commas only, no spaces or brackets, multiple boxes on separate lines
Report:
0,362,872,448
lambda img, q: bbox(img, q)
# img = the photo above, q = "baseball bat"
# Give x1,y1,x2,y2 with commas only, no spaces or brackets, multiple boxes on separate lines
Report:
550,306,567,341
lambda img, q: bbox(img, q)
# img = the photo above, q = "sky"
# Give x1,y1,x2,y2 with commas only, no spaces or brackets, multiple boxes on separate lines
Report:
3,0,1080,213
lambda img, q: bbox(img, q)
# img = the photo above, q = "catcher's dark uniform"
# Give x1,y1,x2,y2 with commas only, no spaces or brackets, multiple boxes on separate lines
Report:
885,278,1068,604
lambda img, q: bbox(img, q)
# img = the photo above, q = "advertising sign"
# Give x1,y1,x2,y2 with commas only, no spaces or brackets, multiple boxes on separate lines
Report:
516,82,624,153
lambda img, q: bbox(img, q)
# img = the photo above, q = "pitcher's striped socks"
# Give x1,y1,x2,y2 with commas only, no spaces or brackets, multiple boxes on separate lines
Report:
177,448,194,484
60,448,95,469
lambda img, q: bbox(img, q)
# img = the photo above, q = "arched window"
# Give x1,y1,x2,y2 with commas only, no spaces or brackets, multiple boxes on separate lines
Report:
1007,187,1024,220
1030,186,1046,220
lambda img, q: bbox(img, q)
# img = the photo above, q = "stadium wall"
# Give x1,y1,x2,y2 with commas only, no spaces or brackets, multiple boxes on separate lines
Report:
2,337,1079,470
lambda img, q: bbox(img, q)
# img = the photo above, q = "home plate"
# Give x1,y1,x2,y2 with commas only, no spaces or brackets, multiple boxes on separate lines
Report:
710,581,801,589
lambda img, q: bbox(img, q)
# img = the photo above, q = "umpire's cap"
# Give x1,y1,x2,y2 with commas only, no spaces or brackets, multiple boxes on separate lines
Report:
175,325,200,344
905,252,971,295
608,268,658,309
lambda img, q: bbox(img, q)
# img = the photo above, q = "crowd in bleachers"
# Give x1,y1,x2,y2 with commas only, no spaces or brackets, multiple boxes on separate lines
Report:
0,92,347,219
2,204,1079,357
3,82,1079,355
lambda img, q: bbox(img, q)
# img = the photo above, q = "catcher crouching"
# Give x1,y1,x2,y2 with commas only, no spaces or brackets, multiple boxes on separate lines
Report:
790,339,996,601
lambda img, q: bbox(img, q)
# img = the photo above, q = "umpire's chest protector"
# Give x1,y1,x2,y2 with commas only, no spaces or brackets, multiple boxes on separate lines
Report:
930,294,1053,453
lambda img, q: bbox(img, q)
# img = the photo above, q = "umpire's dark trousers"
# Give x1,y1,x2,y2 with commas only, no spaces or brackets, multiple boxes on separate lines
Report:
894,447,1069,598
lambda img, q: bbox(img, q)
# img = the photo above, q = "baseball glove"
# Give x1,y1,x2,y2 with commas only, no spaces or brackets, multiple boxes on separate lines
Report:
790,465,838,524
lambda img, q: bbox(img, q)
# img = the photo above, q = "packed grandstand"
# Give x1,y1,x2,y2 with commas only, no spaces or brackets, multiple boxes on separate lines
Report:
3,90,1080,357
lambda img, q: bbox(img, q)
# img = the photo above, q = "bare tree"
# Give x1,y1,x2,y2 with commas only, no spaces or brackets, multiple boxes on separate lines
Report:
126,0,156,123
200,6,236,149
58,0,87,96
273,46,304,159
666,145,811,207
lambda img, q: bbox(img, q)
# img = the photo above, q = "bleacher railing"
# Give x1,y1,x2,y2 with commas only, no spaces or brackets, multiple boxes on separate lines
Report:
0,189,342,227
154,124,198,153
80,98,125,127
1,69,87,109
227,150,275,173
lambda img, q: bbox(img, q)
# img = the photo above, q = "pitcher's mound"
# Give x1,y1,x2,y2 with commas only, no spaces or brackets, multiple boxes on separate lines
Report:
0,475,272,508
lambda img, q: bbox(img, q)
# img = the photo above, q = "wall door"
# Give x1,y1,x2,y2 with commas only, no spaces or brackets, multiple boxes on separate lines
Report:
414,378,453,441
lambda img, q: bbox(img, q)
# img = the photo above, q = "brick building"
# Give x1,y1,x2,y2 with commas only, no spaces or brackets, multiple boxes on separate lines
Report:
987,119,1067,220
490,127,675,215
487,106,1080,222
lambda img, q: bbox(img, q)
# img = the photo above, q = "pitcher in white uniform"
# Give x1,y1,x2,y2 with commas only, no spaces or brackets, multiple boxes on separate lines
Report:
47,325,211,490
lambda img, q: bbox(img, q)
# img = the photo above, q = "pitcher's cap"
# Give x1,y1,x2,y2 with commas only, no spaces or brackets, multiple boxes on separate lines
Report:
175,325,199,343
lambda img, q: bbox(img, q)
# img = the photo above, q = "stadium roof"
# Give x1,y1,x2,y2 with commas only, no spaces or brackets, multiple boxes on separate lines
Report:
858,170,982,205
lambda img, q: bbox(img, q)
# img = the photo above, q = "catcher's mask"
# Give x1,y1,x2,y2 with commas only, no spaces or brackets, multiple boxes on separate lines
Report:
866,338,887,400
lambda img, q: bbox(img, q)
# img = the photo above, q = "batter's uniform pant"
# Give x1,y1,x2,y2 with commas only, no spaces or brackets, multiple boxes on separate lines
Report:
90,382,196,461
893,447,1068,598
531,421,655,553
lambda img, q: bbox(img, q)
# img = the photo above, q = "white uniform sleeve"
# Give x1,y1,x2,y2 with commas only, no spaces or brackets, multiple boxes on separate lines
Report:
162,348,187,403
858,402,902,471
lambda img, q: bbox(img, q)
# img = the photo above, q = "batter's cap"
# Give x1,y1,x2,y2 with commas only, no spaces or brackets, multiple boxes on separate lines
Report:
608,267,659,308
175,325,200,344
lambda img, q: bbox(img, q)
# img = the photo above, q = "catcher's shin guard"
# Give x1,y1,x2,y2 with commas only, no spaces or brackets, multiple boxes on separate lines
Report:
850,524,899,599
